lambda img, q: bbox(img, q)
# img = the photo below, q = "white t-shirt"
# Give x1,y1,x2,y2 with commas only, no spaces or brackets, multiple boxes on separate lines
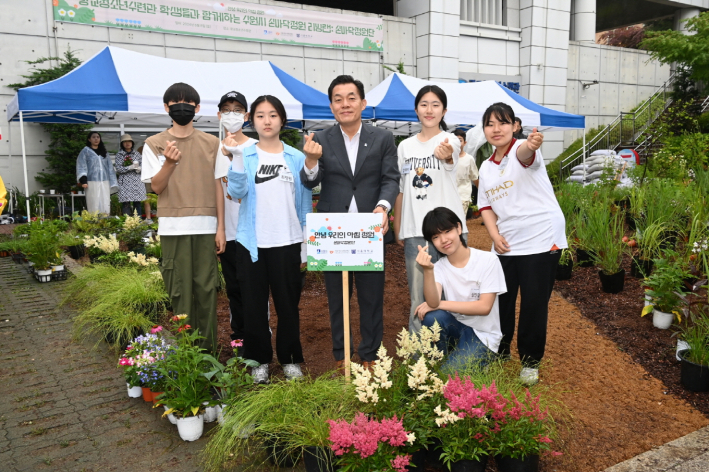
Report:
477,139,567,255
142,145,231,236
455,152,479,203
254,147,303,248
221,138,258,241
433,248,507,353
397,131,464,239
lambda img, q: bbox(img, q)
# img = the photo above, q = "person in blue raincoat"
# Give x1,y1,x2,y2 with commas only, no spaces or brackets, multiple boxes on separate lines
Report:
76,131,118,214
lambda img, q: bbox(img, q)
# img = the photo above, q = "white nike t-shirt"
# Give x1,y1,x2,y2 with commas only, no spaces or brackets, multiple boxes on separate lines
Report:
477,139,567,256
254,147,302,248
433,248,507,353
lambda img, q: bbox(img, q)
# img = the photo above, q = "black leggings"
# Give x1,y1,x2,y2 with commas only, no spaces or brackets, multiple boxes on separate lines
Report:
121,201,142,216
497,250,561,367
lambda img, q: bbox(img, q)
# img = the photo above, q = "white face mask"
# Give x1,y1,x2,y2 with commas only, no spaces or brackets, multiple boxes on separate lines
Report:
221,113,245,133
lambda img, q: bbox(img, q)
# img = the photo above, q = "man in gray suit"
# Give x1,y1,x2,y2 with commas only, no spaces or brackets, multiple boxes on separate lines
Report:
300,75,399,369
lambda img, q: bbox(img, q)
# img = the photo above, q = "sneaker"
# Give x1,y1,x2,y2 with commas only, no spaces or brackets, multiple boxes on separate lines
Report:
283,363,303,381
519,367,539,386
252,364,270,384
144,218,154,224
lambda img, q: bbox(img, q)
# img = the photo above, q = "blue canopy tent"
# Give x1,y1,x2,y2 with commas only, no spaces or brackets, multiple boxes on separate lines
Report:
6,46,335,217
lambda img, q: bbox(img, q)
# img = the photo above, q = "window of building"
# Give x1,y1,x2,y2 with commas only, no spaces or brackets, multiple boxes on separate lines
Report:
460,0,506,26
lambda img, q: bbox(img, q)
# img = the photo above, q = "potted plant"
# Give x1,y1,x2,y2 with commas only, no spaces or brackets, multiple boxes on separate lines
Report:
678,308,709,392
470,204,480,218
569,209,595,268
119,212,147,252
156,315,223,442
555,248,574,281
630,221,665,278
0,241,11,258
641,252,691,329
8,238,28,263
26,230,60,283
118,346,143,398
588,206,626,293
212,339,258,423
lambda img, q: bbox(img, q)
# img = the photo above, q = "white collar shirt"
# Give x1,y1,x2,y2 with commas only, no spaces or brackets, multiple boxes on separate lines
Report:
341,123,362,213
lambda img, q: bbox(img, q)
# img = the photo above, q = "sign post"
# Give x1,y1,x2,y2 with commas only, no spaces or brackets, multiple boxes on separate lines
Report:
306,213,385,380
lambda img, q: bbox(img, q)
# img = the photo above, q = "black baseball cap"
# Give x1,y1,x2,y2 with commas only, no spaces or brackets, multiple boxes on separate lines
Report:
218,91,248,111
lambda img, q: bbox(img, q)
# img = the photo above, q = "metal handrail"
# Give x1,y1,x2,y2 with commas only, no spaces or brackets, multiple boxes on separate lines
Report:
559,71,677,181
702,95,709,113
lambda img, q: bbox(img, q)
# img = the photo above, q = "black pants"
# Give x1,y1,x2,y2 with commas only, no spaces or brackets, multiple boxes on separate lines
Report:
236,242,304,365
324,265,385,362
121,201,142,216
220,240,244,342
497,250,561,367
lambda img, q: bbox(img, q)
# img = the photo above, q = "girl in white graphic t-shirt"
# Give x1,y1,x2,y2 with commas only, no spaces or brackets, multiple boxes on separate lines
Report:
477,102,567,386
392,85,465,335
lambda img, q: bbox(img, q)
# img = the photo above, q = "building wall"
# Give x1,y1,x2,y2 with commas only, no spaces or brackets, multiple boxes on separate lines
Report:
1,0,415,193
563,41,672,148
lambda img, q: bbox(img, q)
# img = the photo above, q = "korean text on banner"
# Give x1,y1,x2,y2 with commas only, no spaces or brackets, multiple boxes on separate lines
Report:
306,213,384,272
52,0,384,52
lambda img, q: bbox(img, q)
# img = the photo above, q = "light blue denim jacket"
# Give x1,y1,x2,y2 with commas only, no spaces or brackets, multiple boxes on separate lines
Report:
226,142,312,262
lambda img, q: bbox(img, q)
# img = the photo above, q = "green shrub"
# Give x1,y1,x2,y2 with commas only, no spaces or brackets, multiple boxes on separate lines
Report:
697,112,709,133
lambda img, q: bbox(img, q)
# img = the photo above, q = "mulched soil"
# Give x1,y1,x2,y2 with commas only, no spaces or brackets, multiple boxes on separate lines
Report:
214,217,709,472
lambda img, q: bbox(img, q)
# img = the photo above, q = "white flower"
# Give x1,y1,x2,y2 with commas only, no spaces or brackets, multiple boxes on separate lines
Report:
58,9,66,16
434,404,461,426
68,10,75,18
406,433,416,445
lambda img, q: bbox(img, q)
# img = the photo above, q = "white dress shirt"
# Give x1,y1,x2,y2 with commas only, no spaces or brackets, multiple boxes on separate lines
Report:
303,123,390,212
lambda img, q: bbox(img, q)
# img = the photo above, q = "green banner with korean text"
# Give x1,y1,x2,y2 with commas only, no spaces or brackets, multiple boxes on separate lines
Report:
52,0,384,52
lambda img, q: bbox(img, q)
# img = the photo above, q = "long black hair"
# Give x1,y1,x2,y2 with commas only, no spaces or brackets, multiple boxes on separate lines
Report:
414,85,448,131
422,207,467,247
86,131,107,157
250,95,288,131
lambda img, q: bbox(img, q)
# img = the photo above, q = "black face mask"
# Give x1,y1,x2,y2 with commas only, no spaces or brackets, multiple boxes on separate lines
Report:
168,103,196,126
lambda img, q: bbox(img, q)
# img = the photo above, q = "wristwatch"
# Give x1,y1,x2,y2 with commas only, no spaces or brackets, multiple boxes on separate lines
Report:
375,204,389,212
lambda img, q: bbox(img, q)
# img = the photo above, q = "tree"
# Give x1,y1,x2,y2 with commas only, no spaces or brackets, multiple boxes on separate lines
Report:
640,12,709,82
9,49,93,193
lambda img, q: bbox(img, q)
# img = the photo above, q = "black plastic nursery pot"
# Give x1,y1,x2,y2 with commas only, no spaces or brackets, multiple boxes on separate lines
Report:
555,260,573,281
495,454,540,472
576,249,594,267
425,438,445,469
11,252,23,264
67,244,85,260
405,448,427,471
266,440,299,468
630,257,653,279
304,446,338,472
679,350,709,392
598,269,625,294
625,214,636,231
451,456,488,472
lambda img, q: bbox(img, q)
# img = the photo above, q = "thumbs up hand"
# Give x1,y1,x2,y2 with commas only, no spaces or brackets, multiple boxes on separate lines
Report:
434,137,454,162
527,127,543,152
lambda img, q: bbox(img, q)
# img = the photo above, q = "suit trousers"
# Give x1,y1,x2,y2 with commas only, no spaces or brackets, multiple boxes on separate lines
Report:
497,250,561,367
236,242,304,366
325,265,385,362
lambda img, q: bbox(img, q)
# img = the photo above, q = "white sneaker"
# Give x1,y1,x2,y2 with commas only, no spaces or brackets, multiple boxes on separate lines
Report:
252,364,270,384
520,367,539,385
283,363,303,381
144,218,154,224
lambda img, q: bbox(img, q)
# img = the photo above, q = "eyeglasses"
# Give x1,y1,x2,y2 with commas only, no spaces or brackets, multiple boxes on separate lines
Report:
220,110,245,116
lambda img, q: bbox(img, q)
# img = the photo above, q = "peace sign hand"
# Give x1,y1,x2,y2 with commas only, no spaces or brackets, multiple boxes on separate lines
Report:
416,244,434,270
527,128,544,152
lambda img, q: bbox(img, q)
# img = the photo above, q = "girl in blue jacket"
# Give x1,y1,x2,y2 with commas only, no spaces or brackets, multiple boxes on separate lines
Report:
225,95,311,384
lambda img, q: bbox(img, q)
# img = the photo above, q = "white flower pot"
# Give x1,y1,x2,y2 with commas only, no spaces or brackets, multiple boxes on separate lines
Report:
216,404,228,425
677,340,690,361
653,309,674,329
127,383,142,398
36,269,52,283
176,414,204,441
164,405,177,425
49,190,56,195
202,402,218,423
51,265,65,272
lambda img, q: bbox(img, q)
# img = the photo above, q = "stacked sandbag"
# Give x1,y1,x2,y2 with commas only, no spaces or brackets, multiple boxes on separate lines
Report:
565,150,616,183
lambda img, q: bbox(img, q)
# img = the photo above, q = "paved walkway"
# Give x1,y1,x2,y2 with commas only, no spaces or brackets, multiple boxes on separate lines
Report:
0,256,208,471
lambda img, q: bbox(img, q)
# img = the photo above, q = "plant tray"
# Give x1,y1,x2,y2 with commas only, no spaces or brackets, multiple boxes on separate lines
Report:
51,269,68,281
34,272,52,283
27,265,35,275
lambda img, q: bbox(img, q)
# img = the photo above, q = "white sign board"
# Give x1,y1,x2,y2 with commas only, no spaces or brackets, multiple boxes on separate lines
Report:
306,213,384,272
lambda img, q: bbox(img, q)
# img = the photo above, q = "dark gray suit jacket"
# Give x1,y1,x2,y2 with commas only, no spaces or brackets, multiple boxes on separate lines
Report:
300,123,399,216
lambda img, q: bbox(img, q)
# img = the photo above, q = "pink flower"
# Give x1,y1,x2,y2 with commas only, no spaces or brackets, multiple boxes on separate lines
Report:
150,325,163,334
391,454,410,472
230,339,243,348
126,346,133,351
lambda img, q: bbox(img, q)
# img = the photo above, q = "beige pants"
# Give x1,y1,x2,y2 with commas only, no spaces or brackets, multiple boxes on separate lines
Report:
462,201,470,217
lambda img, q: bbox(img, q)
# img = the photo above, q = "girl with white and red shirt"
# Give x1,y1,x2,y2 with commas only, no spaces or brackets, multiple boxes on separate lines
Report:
477,102,567,385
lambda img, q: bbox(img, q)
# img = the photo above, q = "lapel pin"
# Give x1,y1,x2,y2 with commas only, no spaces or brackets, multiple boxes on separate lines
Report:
364,143,367,146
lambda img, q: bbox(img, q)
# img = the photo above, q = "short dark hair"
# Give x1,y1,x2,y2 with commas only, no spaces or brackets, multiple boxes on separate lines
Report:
119,140,134,152
250,95,288,131
327,75,365,102
514,117,522,126
452,129,467,140
482,102,515,127
422,207,467,247
414,85,448,131
163,82,200,105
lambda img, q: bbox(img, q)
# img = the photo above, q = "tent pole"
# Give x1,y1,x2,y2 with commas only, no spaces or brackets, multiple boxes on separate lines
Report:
582,130,586,184
19,112,31,219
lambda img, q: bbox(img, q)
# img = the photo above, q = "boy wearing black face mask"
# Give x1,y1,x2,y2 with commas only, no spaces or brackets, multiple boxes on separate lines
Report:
141,82,230,353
